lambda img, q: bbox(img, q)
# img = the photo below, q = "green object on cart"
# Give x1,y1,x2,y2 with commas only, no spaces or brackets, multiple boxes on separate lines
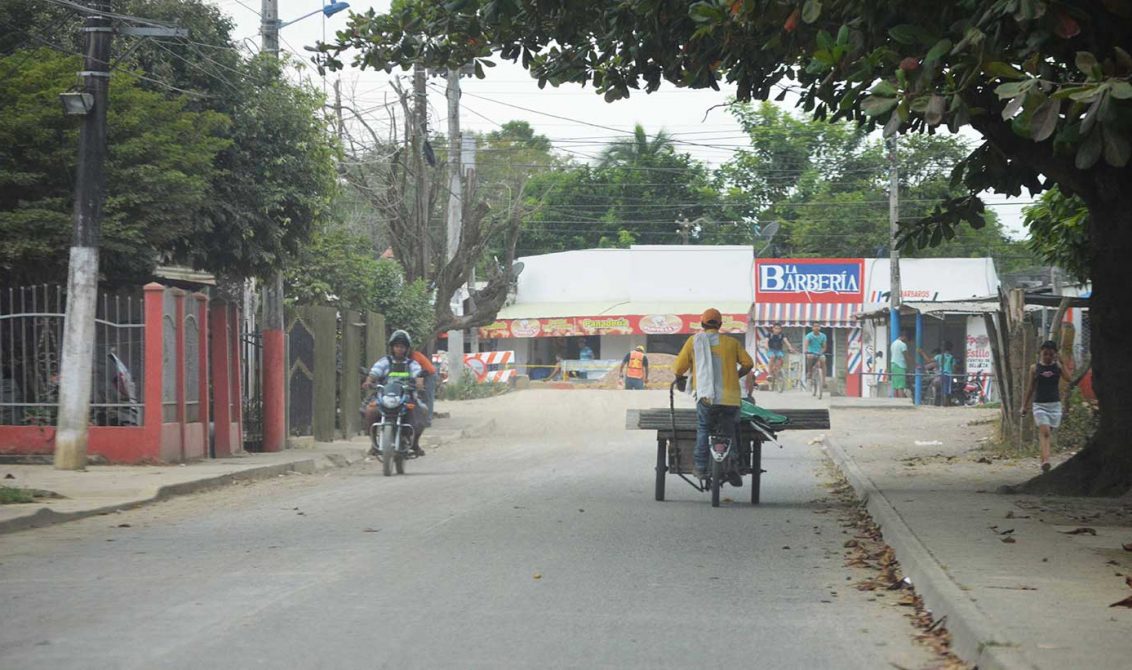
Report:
740,399,790,427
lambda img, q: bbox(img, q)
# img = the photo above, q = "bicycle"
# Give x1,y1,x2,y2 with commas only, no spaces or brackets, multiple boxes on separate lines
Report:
807,353,826,399
768,355,787,393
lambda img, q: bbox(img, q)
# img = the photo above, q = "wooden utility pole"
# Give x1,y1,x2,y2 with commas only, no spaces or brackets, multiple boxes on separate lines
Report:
54,0,112,470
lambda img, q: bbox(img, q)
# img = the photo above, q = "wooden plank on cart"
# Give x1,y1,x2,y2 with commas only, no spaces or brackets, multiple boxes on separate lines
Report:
631,408,830,431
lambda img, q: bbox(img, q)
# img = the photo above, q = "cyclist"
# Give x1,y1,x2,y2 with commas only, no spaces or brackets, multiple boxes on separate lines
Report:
803,322,827,386
765,323,794,388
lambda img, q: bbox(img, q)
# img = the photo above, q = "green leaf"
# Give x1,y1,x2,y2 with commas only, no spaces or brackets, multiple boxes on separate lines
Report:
1001,94,1025,120
1110,81,1132,99
861,95,898,116
1102,124,1131,167
888,25,919,45
871,80,898,97
925,39,952,64
993,81,1028,99
985,61,1027,80
1030,98,1060,141
836,25,849,46
802,0,822,24
1075,51,1098,77
1075,128,1103,169
925,94,946,126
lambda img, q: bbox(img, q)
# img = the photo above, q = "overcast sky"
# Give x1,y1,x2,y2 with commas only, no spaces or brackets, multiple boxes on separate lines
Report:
208,0,1032,238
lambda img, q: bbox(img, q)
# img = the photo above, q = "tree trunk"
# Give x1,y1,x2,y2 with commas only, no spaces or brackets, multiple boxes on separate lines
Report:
1020,192,1132,496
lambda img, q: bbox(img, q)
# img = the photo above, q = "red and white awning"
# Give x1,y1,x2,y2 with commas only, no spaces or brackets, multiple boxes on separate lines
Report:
752,302,860,328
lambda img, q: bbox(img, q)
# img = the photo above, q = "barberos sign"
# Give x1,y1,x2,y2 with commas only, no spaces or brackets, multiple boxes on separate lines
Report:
478,314,748,339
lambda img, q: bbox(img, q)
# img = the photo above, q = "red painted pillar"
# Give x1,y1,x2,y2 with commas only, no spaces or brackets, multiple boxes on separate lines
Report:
142,284,165,461
262,318,285,454
195,293,209,459
173,289,187,461
230,304,243,446
210,300,233,456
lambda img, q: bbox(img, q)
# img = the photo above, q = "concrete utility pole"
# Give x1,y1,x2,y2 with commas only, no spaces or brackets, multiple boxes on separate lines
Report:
54,0,112,470
413,63,429,278
464,134,479,354
259,0,285,452
446,68,465,385
887,135,902,399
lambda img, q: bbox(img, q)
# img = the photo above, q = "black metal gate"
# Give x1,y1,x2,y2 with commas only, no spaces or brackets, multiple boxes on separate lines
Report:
241,328,263,452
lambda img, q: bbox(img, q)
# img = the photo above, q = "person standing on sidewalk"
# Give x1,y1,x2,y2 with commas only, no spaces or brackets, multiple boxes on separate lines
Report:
1021,340,1071,473
890,330,911,398
619,345,649,389
933,341,956,406
672,308,753,481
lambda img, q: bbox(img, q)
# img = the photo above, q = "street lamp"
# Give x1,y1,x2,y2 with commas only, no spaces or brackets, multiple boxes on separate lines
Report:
278,1,350,29
59,91,94,116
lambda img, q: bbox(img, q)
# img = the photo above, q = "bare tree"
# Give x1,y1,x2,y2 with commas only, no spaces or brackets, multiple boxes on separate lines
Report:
332,76,526,341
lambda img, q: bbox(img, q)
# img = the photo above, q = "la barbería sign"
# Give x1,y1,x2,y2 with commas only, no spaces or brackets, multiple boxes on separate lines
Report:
756,258,864,304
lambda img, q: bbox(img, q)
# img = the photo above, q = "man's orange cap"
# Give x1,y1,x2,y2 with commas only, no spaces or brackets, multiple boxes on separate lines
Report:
701,308,722,328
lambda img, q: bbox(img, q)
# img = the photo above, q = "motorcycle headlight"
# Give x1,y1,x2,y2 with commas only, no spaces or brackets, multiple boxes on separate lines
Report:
380,394,401,409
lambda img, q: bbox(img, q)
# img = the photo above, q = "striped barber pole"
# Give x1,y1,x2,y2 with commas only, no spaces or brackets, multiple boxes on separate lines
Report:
752,302,860,327
847,328,862,374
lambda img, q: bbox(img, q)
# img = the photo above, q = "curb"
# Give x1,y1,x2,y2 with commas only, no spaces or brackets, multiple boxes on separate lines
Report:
0,451,363,536
822,437,1036,670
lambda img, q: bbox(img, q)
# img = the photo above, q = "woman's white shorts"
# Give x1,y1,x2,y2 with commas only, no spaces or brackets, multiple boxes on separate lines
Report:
1032,402,1062,428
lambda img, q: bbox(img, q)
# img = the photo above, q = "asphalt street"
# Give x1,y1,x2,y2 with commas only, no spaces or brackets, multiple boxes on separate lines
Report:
0,390,935,669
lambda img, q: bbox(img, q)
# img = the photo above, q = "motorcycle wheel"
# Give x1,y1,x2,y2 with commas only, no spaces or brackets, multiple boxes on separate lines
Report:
711,459,722,508
381,424,395,477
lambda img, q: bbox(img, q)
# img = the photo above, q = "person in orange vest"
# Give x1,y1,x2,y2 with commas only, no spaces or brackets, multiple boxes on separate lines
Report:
619,345,649,390
411,347,437,429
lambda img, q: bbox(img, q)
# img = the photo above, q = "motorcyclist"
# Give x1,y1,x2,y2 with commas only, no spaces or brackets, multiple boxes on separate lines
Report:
363,329,427,456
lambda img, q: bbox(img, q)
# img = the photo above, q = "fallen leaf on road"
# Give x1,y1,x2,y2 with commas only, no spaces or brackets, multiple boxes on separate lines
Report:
976,457,992,464
532,573,542,580
1123,543,1132,552
1109,595,1132,608
1002,536,1017,543
363,528,380,533
3,473,13,479
1061,527,1097,535
116,523,131,528
782,546,791,550
1005,511,1031,519
844,539,859,548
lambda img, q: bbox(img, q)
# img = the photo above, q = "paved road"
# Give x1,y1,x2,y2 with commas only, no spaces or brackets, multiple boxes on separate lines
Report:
0,390,934,669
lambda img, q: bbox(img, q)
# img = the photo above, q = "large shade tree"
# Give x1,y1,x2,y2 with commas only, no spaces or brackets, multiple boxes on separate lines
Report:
323,1,1132,495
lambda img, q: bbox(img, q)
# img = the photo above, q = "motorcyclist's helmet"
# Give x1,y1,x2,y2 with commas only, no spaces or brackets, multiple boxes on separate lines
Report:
388,329,412,350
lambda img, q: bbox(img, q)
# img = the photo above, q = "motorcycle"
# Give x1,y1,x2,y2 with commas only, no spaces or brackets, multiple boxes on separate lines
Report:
672,377,773,507
952,370,987,406
368,379,420,477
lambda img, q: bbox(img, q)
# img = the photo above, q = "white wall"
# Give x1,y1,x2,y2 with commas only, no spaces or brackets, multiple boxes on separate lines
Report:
863,258,999,308
515,249,632,303
514,246,752,307
627,245,752,304
600,334,643,366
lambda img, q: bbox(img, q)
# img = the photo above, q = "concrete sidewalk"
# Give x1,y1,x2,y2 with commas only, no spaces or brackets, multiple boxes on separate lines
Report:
0,409,492,535
824,406,1132,670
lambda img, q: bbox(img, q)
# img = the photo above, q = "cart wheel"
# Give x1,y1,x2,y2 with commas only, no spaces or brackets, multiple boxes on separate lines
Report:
711,460,722,507
655,438,667,501
751,441,763,505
